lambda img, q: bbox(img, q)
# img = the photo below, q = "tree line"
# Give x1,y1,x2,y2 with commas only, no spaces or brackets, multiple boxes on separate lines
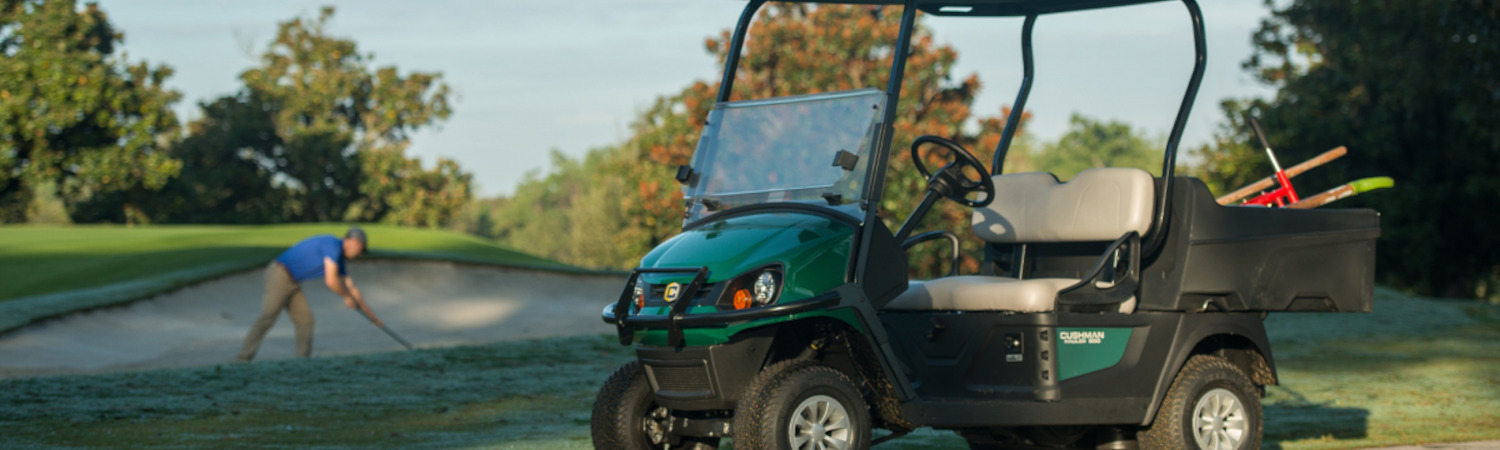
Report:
1,2,468,226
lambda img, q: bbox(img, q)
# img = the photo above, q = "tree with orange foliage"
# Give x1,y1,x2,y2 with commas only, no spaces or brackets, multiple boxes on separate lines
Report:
489,4,1032,276
615,3,1030,277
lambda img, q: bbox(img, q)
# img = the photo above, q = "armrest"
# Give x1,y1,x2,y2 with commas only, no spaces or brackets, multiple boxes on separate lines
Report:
902,230,960,277
1057,231,1140,312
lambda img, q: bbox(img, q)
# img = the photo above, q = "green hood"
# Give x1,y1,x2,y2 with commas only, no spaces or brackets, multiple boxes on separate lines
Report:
639,211,854,302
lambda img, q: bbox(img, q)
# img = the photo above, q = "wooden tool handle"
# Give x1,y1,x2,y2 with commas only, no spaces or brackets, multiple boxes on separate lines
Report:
1287,176,1394,209
1287,184,1355,209
1216,146,1348,205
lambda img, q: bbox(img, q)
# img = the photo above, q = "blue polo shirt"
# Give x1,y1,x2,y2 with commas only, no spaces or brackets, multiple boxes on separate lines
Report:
275,235,347,282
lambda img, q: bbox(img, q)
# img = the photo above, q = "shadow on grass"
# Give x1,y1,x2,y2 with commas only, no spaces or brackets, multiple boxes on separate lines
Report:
1264,389,1370,449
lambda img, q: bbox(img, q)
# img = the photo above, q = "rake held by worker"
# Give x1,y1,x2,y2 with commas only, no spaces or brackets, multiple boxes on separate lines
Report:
357,308,413,351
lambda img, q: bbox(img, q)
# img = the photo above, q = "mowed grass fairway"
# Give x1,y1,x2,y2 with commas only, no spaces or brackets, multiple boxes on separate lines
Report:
0,335,635,449
1,289,1496,449
0,223,574,303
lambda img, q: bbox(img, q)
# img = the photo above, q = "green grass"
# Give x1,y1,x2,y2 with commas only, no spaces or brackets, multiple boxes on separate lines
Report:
0,335,636,449
0,223,575,302
1259,292,1500,449
0,224,591,334
1,290,1495,449
0,333,964,449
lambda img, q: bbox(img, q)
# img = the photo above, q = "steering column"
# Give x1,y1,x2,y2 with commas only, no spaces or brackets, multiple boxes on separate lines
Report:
895,136,995,243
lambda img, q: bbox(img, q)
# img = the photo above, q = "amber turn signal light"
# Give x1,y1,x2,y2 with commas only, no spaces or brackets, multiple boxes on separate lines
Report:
732,289,753,310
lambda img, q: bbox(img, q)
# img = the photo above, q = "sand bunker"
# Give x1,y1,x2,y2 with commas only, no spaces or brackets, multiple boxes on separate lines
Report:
0,260,625,378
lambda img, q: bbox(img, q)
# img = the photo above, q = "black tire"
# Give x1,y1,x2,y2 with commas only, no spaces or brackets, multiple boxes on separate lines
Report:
733,360,872,450
591,361,721,450
1140,355,1263,450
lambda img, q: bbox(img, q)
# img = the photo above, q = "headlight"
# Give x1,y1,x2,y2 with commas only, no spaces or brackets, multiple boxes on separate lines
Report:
723,265,782,310
633,284,646,310
753,272,776,303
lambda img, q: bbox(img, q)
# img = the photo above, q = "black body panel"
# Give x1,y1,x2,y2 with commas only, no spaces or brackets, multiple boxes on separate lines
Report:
636,328,775,411
1140,178,1379,312
858,218,911,308
881,312,1060,402
882,310,1272,427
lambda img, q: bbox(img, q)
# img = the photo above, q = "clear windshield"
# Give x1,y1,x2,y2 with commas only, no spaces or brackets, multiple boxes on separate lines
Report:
682,88,886,224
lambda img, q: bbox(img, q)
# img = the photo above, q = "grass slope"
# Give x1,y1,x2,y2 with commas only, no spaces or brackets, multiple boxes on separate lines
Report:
0,224,585,334
0,224,573,302
1,290,1495,449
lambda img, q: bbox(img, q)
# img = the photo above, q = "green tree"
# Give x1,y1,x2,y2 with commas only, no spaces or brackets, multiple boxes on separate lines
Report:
160,7,469,226
0,0,180,223
72,91,289,223
1183,101,1262,197
1193,0,1500,299
449,195,506,239
484,148,638,268
1032,114,1161,180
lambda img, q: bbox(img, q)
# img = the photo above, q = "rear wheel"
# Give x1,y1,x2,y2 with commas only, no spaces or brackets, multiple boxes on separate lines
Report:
734,360,871,450
591,361,720,450
1140,355,1262,450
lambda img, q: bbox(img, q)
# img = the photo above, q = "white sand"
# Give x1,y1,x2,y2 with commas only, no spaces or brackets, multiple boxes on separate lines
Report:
0,260,625,378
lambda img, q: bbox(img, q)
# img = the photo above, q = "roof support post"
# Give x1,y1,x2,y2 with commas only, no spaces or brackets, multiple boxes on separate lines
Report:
991,13,1037,174
1145,0,1207,254
715,0,767,103
854,0,919,286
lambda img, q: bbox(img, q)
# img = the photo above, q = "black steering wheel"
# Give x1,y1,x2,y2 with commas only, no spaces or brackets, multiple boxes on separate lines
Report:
910,135,995,208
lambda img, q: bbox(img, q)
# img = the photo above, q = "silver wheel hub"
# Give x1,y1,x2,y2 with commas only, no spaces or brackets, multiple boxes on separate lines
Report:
788,394,852,450
1192,387,1248,450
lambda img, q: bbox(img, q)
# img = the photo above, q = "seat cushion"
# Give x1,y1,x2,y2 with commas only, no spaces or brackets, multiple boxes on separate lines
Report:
972,168,1155,244
885,276,1138,313
884,276,1079,312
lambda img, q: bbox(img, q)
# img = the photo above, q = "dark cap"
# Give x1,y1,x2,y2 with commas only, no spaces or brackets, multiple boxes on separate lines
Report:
345,227,368,249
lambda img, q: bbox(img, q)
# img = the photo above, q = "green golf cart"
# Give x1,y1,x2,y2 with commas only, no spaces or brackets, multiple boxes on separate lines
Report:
594,1,1380,449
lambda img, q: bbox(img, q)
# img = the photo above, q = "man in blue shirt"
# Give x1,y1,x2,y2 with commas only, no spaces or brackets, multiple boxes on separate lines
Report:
235,227,385,361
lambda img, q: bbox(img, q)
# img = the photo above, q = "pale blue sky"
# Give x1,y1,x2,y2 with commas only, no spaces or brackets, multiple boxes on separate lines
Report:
94,0,1275,196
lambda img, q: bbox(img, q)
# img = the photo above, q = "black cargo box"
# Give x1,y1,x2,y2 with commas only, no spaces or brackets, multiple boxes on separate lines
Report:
1138,178,1380,313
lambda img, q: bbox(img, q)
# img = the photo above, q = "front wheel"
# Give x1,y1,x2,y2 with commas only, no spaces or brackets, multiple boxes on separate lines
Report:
591,361,720,450
733,360,872,450
1140,355,1263,450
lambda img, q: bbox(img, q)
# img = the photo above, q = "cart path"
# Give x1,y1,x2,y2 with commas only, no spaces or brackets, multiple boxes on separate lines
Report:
0,260,624,378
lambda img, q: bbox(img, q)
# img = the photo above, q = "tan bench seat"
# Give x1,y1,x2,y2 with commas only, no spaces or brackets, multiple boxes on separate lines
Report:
887,167,1153,313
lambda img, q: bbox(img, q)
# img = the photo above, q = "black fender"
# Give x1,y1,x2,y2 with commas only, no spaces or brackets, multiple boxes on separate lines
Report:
1140,312,1275,426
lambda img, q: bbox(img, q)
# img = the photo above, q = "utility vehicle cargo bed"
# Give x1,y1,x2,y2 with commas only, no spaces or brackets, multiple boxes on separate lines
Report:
1139,178,1380,313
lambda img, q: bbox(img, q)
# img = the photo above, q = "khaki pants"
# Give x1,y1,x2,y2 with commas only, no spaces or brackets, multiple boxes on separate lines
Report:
236,262,314,361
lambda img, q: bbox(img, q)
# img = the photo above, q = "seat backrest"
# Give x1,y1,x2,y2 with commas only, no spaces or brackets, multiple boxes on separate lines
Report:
972,168,1154,244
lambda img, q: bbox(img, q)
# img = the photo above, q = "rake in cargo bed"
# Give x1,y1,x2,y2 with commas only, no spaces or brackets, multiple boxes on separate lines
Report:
1218,116,1393,209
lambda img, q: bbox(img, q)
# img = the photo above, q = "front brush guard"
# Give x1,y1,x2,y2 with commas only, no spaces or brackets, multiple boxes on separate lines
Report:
604,266,840,346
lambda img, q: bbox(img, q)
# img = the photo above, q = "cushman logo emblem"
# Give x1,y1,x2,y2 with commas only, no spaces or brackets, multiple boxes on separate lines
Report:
664,282,683,303
1060,331,1106,345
